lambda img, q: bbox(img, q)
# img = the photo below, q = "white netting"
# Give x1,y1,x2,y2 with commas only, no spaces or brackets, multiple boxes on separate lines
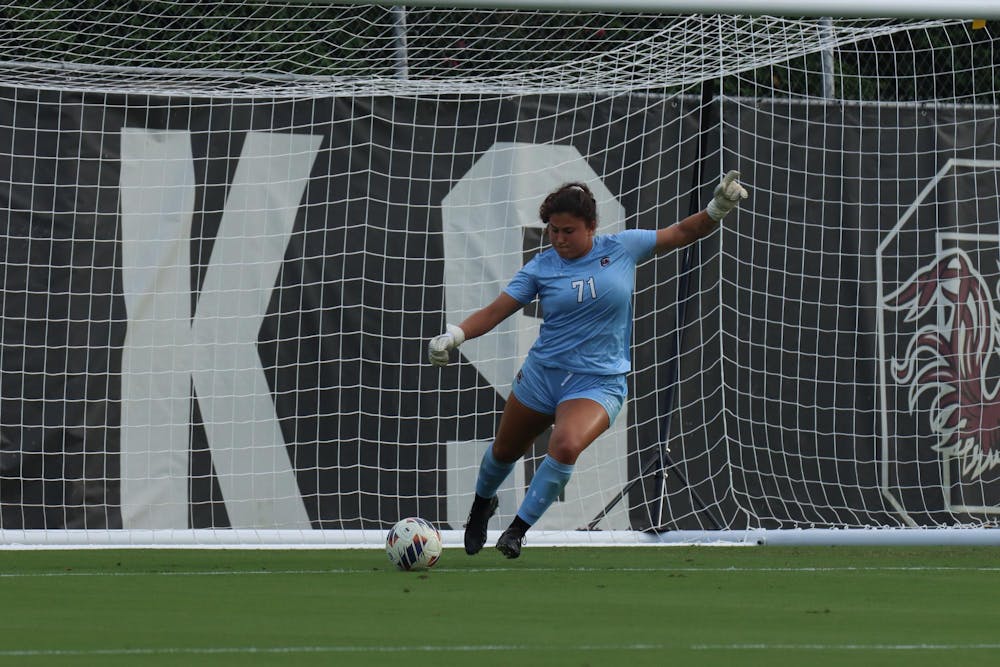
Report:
1,2,999,545
0,3,965,96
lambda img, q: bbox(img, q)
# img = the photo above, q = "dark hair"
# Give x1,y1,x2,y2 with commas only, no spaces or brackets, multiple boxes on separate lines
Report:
538,182,598,229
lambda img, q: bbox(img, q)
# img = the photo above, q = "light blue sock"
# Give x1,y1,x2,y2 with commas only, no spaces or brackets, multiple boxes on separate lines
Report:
516,455,574,525
475,446,516,499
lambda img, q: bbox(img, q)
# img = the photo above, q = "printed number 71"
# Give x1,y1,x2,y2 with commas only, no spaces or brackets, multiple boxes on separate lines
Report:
572,277,597,303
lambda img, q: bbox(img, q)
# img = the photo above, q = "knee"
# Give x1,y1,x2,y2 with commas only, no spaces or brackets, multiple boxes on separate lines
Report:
546,433,583,465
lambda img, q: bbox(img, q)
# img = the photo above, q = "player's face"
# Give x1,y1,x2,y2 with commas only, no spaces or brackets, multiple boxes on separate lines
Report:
547,212,595,260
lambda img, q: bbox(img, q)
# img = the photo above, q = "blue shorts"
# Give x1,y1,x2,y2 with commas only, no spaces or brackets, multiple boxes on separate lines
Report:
511,355,628,425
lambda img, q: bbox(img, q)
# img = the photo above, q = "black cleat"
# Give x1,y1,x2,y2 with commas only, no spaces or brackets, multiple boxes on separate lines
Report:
496,525,526,559
464,494,499,555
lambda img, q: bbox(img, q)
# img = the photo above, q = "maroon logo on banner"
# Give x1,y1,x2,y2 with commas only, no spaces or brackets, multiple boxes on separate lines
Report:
884,246,1000,480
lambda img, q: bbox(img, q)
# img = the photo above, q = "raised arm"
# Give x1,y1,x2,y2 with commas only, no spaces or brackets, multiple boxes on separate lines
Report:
653,170,748,255
428,292,523,367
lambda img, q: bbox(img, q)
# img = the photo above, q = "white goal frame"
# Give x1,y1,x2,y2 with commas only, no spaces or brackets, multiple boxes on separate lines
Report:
308,0,1000,21
3,2,1000,547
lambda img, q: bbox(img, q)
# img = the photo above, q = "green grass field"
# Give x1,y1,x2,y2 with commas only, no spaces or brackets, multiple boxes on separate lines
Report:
1,545,998,666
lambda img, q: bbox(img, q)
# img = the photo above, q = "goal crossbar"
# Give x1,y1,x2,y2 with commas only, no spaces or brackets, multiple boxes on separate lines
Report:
301,0,1000,21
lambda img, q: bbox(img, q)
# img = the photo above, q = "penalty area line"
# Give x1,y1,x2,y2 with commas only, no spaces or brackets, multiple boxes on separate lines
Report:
5,642,1000,657
693,643,1000,651
0,644,668,657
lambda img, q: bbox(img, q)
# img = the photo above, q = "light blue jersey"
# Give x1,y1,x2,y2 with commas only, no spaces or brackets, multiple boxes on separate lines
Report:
504,229,657,375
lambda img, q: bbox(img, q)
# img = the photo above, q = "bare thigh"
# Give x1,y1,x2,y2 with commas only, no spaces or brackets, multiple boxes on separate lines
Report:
491,393,554,463
548,398,611,465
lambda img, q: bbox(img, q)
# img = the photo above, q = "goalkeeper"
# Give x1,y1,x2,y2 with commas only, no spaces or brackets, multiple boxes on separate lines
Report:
428,172,748,558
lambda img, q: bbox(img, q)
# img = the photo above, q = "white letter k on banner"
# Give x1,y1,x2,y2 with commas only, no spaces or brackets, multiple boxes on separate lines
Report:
119,129,320,529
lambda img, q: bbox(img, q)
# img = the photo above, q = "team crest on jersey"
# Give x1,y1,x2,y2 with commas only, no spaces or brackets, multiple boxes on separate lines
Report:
516,370,523,384
600,256,610,267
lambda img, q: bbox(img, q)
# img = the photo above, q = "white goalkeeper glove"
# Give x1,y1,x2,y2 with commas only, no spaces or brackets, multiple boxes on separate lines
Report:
705,170,749,222
428,324,466,367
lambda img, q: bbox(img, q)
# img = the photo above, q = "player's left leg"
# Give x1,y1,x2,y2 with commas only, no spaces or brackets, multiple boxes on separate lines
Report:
497,398,611,558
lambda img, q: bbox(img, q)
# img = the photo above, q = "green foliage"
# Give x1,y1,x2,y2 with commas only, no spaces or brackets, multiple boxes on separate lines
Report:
1,0,400,77
732,23,998,103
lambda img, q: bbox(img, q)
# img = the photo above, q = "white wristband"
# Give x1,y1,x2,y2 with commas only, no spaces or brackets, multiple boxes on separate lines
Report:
445,323,466,347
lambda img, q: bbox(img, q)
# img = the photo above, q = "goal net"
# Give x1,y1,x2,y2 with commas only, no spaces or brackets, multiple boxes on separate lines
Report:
1,1,998,546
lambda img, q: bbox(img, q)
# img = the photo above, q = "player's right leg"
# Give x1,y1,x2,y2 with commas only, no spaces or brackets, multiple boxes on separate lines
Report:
464,393,552,555
497,372,625,559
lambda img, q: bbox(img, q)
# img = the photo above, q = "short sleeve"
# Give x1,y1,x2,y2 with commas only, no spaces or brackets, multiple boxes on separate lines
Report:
613,229,657,262
503,260,539,305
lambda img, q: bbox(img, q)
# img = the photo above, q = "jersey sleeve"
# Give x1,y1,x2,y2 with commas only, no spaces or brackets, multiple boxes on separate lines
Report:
613,229,657,262
503,259,539,305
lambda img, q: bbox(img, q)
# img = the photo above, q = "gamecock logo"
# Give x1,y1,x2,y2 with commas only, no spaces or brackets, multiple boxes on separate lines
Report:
883,246,1000,480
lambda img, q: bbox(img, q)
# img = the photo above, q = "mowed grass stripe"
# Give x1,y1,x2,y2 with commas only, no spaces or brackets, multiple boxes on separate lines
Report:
1,545,998,573
0,547,998,667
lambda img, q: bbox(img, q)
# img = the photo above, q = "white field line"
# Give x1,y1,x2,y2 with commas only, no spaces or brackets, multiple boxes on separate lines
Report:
0,645,659,657
1,565,999,578
693,643,1000,651
2,642,1000,657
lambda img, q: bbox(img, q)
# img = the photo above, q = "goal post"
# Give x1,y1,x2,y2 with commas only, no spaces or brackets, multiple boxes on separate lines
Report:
2,2,1000,547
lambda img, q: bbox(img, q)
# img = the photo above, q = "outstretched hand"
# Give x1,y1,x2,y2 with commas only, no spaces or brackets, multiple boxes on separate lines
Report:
705,170,749,222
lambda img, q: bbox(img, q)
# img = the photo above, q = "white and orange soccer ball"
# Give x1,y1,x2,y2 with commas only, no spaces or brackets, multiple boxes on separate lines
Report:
385,517,443,571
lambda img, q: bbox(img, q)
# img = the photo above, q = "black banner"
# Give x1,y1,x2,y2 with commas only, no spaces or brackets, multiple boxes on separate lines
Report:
2,88,997,531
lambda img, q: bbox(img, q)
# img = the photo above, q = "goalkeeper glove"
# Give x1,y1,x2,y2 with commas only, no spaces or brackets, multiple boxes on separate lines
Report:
428,324,466,367
705,170,749,222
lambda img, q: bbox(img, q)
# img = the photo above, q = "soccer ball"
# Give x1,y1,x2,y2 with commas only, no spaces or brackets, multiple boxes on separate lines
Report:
385,517,443,571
